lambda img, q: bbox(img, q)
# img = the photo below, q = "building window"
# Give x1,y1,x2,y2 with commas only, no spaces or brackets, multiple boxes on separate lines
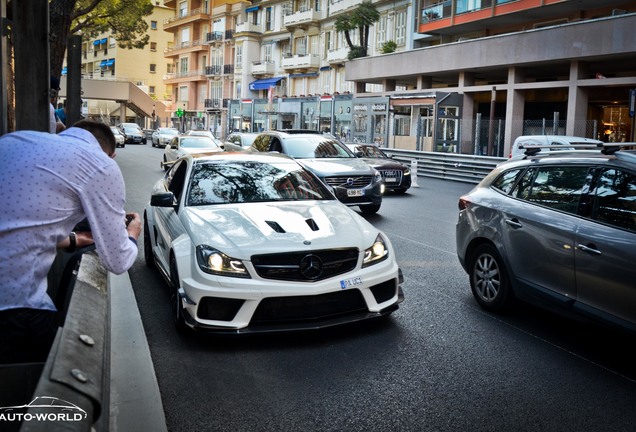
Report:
149,86,156,94
236,44,243,66
180,57,188,74
395,10,407,46
150,64,157,73
377,15,387,46
151,20,157,30
265,7,273,31
150,42,157,52
179,86,188,102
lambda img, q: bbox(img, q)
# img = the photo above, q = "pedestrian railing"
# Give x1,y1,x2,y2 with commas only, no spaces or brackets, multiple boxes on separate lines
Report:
382,149,505,184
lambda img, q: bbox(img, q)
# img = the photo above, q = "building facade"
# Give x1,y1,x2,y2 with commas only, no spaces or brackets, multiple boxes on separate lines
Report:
346,0,636,155
63,3,174,127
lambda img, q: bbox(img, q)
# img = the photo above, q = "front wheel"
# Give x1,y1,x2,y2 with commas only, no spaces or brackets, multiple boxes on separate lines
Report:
468,244,513,312
169,255,188,332
143,217,154,268
359,203,381,215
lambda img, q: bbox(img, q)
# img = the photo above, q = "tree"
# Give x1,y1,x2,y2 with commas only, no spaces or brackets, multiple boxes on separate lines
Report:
49,0,154,78
334,1,380,60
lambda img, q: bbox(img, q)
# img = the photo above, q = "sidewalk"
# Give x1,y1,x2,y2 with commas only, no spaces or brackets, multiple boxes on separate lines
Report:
109,272,167,432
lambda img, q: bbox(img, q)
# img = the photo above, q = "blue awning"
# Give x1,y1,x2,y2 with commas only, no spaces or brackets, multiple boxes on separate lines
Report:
100,38,108,44
249,77,284,91
105,59,115,66
93,40,100,46
100,60,108,67
61,67,67,75
245,6,259,12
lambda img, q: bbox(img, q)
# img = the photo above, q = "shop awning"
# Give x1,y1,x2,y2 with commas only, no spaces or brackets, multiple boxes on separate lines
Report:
249,76,284,91
245,6,259,12
100,38,108,44
105,59,115,66
100,60,108,67
93,40,100,46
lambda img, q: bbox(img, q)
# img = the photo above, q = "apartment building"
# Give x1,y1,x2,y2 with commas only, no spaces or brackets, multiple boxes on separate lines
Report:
64,3,174,126
161,0,413,138
346,0,636,155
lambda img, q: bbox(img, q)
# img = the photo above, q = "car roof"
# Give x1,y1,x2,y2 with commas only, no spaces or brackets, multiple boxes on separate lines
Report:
191,150,298,164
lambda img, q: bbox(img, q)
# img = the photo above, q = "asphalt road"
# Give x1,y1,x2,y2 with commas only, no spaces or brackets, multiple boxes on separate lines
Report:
117,143,636,432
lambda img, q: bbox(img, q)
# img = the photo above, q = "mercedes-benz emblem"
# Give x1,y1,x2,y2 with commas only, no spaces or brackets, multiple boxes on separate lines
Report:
299,254,323,280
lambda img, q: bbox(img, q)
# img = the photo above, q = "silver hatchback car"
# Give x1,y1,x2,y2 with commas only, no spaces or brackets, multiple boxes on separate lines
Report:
456,143,636,333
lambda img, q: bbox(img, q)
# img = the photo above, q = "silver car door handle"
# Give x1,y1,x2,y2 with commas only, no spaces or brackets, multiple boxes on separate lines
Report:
577,244,602,255
504,218,522,229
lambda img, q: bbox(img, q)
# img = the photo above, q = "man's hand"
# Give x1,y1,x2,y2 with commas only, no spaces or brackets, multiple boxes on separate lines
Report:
125,212,142,240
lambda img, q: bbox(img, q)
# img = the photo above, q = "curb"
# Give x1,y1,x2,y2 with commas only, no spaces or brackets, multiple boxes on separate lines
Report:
109,272,167,432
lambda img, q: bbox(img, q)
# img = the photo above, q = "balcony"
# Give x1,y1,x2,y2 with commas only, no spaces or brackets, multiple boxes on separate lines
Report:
329,0,358,16
206,31,224,44
205,65,223,76
163,7,210,32
164,40,208,58
282,54,321,71
284,8,324,29
235,21,263,34
327,47,349,66
163,70,207,84
205,98,222,109
251,60,276,76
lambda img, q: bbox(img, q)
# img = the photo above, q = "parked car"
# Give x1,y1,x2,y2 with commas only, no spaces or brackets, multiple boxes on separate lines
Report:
144,151,404,333
346,143,412,194
119,124,146,144
250,131,383,214
162,135,223,170
110,126,125,148
224,132,259,148
456,143,636,333
151,127,179,148
509,135,603,159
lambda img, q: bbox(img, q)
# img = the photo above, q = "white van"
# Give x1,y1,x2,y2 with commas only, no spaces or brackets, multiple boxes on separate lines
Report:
509,135,603,158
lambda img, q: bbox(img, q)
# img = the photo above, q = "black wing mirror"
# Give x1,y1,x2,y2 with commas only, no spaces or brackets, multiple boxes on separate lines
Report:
151,192,176,207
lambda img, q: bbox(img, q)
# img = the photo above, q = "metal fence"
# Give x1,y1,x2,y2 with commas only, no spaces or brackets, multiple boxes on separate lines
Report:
383,148,505,184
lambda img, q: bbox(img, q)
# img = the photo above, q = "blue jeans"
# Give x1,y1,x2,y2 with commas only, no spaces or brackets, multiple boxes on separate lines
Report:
0,308,58,364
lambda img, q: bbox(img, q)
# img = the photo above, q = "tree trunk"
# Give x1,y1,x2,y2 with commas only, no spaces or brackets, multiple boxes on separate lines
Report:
49,0,78,79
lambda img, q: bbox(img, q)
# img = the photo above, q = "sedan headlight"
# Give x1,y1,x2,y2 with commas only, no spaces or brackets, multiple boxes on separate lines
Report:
373,169,382,184
196,246,251,278
362,234,389,268
403,168,411,176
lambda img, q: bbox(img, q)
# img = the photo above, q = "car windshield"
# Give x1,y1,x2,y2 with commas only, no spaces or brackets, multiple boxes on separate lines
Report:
123,127,139,134
159,128,178,136
240,135,257,146
354,145,386,158
181,138,219,149
186,160,332,206
284,136,354,159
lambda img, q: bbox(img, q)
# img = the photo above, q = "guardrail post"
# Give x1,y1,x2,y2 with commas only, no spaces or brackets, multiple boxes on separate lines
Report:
410,160,420,187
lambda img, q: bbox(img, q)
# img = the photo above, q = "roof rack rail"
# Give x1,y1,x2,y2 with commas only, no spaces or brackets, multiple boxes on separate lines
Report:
519,143,599,156
598,142,636,155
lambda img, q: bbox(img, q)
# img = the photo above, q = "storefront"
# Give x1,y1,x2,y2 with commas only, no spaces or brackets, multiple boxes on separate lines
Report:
350,96,390,145
333,94,353,141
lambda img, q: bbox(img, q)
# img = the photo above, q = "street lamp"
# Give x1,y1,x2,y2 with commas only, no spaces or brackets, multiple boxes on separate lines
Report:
151,104,156,129
181,103,186,132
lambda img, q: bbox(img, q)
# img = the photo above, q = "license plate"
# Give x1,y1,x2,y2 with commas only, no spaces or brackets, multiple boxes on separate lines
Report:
340,277,362,289
347,189,363,197
385,177,397,183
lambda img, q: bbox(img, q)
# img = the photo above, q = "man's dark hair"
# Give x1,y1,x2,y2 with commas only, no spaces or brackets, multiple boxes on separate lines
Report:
73,120,116,156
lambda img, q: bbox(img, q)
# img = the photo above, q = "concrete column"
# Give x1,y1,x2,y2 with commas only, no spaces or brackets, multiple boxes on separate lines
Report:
119,102,126,124
461,93,475,154
504,67,525,156
567,61,589,136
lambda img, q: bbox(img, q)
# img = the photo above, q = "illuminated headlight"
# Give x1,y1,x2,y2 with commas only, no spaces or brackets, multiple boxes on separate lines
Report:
196,246,250,278
403,168,411,176
362,234,389,268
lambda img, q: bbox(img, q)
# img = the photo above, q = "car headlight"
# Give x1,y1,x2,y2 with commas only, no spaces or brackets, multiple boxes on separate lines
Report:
373,170,382,184
196,245,251,278
362,234,389,268
403,168,411,176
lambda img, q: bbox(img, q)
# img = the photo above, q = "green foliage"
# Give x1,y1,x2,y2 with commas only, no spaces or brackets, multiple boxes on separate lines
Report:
347,46,368,60
72,0,153,49
380,40,397,54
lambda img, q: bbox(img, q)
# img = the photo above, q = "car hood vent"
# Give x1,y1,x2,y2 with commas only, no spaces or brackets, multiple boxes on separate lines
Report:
266,220,286,233
305,218,319,231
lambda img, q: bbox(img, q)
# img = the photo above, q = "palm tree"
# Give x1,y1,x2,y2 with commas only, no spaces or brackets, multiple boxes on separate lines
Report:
334,1,380,59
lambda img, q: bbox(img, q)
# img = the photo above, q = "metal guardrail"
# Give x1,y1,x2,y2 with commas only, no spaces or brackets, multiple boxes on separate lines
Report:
0,251,109,432
382,149,506,184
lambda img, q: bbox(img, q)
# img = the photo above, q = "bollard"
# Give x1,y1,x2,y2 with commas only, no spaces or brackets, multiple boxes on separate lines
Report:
411,160,419,187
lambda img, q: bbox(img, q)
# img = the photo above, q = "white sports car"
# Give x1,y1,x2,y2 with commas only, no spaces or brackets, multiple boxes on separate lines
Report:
144,152,404,333
161,135,223,170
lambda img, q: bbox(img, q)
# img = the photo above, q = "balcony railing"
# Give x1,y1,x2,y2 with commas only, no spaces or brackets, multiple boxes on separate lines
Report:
205,98,222,109
164,70,207,81
283,8,323,27
224,64,234,74
206,31,224,43
329,0,358,16
163,7,210,29
236,21,263,34
205,65,222,76
164,40,207,55
327,47,349,65
281,53,321,70
251,60,276,75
